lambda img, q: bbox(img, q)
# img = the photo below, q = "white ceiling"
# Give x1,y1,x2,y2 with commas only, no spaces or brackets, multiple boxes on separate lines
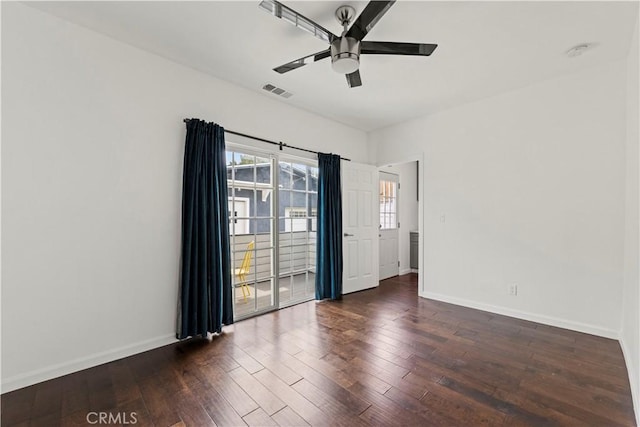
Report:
28,1,638,131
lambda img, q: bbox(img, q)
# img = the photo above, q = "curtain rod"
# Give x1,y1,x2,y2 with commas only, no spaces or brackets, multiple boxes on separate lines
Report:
183,118,351,161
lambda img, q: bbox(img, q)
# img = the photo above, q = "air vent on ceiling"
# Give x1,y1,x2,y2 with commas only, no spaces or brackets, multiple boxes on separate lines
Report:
262,83,293,99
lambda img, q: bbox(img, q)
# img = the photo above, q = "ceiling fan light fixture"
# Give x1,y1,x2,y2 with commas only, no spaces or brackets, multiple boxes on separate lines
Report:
332,56,359,74
331,37,360,74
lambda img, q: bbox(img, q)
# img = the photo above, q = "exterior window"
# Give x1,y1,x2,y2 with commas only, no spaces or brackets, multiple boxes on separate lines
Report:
284,208,317,232
379,179,397,229
278,162,318,233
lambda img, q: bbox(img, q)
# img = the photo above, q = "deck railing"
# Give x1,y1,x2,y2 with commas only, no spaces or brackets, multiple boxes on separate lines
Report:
231,231,316,284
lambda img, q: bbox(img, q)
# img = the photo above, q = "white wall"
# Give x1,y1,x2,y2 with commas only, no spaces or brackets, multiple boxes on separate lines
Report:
383,162,419,275
0,3,368,392
622,14,640,425
371,59,628,337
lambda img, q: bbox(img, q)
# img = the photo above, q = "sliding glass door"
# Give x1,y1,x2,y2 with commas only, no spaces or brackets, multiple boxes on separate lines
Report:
226,150,276,319
226,148,318,319
278,160,318,307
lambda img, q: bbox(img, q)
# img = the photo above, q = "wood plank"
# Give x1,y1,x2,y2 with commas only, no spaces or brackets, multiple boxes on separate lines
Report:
291,379,368,426
349,381,430,426
137,373,183,427
172,389,217,427
230,345,264,374
228,367,286,416
198,363,259,417
260,345,372,415
420,383,507,426
243,407,278,427
253,368,325,425
242,346,303,385
271,406,310,427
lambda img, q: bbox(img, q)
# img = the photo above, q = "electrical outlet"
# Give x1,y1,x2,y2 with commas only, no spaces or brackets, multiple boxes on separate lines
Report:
508,283,518,296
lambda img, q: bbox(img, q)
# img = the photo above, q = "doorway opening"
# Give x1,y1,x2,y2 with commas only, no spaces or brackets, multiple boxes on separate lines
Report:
378,160,420,287
379,171,399,280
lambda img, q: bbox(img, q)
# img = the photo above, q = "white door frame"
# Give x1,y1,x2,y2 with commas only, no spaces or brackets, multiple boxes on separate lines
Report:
377,153,425,296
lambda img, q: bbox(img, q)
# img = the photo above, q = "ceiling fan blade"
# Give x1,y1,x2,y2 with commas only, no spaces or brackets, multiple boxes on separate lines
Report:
274,49,331,74
361,41,437,56
259,0,338,44
346,70,362,88
346,1,396,41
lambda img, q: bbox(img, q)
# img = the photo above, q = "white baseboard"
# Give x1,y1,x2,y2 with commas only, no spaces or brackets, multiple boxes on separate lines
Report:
399,268,412,275
1,334,177,393
420,291,619,339
620,336,640,426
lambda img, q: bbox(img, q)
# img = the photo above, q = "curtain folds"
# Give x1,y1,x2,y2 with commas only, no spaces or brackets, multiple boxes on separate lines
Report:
315,153,343,300
177,119,233,339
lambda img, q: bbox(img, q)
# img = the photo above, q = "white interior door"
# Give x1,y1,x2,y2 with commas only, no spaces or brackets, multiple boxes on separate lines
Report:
342,161,379,294
379,172,399,280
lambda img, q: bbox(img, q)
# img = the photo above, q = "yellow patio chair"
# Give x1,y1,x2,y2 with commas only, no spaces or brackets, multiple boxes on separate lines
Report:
235,241,254,301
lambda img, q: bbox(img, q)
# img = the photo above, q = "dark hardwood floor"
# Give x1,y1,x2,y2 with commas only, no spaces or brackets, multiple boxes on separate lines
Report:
2,274,636,426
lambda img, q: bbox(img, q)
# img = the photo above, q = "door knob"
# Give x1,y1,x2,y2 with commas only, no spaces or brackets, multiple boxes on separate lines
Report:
344,233,354,237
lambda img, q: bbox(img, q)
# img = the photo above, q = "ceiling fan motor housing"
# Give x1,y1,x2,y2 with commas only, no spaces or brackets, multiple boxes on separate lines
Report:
330,37,360,74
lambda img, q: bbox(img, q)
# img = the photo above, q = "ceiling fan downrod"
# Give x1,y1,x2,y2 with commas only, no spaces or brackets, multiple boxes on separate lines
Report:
331,5,360,74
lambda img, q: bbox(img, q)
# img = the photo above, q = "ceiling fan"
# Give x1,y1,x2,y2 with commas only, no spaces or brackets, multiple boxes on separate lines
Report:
258,0,438,88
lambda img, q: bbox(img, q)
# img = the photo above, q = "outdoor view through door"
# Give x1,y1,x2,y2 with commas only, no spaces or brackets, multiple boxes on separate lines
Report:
279,160,318,308
379,172,399,280
226,149,318,319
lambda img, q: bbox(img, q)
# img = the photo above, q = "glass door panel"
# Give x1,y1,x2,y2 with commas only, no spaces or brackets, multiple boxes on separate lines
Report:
278,160,318,307
227,150,276,320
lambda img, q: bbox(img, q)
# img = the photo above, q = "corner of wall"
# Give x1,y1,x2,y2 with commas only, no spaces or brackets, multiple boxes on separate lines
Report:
366,131,379,166
620,335,640,426
621,9,640,425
